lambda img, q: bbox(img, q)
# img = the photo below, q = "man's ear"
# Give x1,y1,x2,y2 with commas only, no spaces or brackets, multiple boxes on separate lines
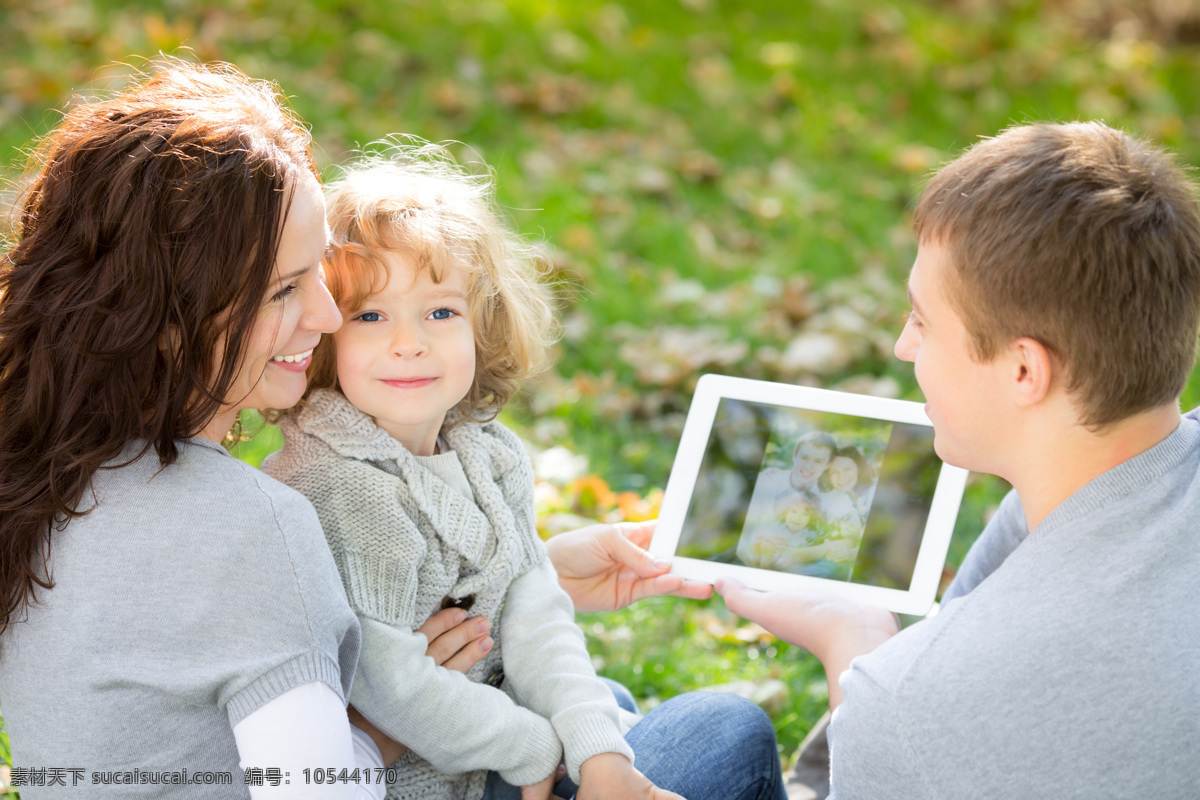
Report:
1009,337,1055,408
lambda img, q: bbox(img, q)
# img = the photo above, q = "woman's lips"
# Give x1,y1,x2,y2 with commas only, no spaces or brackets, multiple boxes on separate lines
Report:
268,348,313,373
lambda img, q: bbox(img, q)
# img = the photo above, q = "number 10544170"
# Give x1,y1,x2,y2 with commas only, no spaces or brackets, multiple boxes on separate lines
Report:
303,767,398,785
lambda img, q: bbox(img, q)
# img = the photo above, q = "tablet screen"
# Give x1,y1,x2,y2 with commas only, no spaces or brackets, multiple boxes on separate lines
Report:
675,398,942,591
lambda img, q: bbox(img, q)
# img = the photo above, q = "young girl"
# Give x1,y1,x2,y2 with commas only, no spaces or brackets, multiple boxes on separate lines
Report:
263,147,668,800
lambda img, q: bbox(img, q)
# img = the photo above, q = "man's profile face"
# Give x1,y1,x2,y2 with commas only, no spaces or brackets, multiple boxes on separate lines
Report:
893,239,1010,473
792,443,833,486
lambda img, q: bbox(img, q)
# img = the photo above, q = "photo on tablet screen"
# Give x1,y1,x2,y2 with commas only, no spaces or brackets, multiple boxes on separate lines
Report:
675,398,942,590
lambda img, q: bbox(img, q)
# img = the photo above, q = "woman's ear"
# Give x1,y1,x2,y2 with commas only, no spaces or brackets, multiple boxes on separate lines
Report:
1009,337,1055,408
157,325,180,356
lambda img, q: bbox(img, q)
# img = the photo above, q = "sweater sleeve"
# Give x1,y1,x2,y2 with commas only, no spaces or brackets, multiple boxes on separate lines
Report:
352,616,563,785
499,559,634,783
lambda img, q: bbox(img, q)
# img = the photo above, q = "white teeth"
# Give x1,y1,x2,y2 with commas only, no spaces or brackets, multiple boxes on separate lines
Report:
272,349,313,363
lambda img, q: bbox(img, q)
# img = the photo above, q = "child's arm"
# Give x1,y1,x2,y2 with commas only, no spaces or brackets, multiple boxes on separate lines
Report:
498,558,634,784
351,613,563,786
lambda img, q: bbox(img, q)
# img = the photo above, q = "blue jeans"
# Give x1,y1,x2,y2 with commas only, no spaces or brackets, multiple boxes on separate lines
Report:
483,683,785,800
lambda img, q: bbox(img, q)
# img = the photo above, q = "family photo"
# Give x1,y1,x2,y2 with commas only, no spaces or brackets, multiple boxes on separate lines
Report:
736,418,887,581
2,2,1199,799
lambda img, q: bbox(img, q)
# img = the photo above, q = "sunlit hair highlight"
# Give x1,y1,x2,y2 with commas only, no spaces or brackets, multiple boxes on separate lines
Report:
301,141,558,426
0,60,317,636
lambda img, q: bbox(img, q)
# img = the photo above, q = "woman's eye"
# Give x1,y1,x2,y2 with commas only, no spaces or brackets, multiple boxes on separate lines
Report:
430,308,455,321
271,284,298,303
357,311,381,323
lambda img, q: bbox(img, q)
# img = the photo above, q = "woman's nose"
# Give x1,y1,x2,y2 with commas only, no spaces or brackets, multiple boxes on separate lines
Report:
306,277,342,335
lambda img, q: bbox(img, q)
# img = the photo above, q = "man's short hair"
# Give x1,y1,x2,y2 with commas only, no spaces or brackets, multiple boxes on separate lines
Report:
915,122,1200,427
793,431,838,460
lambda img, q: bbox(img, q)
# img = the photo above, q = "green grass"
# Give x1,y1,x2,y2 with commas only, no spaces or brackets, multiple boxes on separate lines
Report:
3,0,1200,771
579,595,829,759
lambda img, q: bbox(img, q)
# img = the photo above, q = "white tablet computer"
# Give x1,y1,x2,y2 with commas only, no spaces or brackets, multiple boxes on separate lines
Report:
650,374,969,616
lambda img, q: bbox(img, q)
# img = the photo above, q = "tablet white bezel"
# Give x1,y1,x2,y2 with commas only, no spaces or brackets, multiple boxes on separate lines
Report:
649,374,969,616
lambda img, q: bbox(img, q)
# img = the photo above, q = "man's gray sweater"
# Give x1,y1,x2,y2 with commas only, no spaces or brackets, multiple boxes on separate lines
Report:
829,409,1200,798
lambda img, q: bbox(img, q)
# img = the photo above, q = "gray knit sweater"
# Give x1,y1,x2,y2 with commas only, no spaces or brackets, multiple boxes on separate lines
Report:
264,389,632,800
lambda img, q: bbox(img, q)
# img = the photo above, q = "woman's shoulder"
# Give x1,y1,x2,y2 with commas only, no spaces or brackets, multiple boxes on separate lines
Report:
95,438,328,557
78,438,342,602
181,438,319,519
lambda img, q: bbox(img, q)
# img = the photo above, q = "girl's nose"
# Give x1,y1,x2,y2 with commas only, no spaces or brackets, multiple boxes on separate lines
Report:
391,322,427,357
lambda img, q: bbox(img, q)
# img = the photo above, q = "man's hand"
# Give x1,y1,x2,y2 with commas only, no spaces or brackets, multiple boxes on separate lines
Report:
716,577,899,709
545,521,713,613
577,753,684,800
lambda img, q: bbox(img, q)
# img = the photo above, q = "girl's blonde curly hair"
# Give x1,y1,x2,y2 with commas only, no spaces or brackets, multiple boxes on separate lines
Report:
299,141,558,426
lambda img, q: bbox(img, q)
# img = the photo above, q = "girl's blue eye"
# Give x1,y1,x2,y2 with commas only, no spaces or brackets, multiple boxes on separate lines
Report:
358,311,381,323
430,308,455,321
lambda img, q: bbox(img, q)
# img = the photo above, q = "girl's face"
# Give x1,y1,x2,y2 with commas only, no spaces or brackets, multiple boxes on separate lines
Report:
333,250,476,456
783,503,814,533
829,456,859,492
202,175,341,441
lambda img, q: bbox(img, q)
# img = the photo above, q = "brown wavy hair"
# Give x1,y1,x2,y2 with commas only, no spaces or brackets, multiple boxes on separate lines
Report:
0,61,317,636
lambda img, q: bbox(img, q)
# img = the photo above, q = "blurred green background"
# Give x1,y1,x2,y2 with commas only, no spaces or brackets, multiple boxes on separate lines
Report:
4,0,1200,772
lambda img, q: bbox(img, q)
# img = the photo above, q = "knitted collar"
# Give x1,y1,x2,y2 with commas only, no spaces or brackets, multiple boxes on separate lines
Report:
291,388,523,567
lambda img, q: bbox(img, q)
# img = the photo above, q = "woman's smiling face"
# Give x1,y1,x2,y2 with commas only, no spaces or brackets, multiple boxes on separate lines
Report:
202,175,342,440
828,456,859,492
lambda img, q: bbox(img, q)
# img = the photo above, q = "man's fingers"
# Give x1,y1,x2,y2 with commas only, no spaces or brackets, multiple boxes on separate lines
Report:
714,577,774,622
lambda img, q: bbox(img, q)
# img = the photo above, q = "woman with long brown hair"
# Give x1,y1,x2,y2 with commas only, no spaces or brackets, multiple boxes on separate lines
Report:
0,61,408,798
0,60,787,800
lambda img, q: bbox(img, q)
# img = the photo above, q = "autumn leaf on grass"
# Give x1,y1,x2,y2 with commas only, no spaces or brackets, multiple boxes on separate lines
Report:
614,489,663,522
568,475,618,515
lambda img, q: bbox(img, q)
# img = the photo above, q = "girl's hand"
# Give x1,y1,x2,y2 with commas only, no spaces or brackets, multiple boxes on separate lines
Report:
544,521,713,613
520,772,565,800
416,606,493,672
577,753,684,800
